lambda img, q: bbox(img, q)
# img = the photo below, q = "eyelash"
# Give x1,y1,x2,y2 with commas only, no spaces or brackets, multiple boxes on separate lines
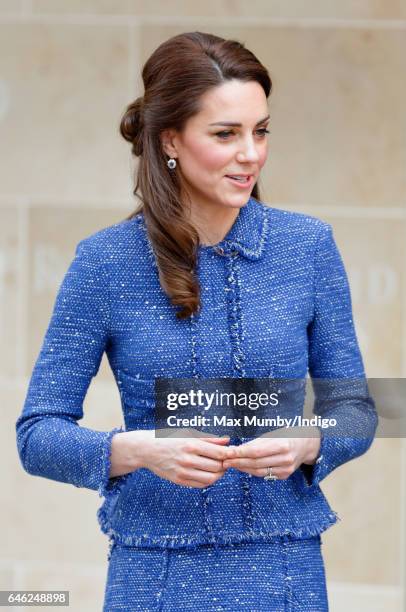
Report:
215,128,270,140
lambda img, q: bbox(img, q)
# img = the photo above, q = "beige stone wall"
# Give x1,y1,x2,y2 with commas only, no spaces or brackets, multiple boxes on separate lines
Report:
1,1,404,610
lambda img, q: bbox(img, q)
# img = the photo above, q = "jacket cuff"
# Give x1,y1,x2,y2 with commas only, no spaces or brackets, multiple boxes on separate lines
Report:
300,427,327,489
300,426,376,490
98,426,129,498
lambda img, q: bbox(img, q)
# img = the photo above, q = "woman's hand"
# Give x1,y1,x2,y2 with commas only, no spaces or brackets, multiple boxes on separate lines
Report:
110,428,231,488
222,427,321,480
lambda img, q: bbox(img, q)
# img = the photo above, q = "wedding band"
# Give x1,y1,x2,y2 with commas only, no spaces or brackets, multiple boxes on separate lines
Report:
264,466,278,481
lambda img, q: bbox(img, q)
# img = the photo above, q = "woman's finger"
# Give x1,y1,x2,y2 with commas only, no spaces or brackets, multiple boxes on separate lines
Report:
223,453,293,470
199,435,230,444
179,454,225,473
225,439,291,460
175,467,225,485
195,439,233,461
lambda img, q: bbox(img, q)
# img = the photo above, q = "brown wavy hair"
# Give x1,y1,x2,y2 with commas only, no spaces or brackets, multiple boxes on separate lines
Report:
119,31,272,319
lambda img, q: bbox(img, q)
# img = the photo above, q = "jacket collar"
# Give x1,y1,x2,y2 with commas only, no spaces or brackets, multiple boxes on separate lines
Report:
208,196,269,261
138,196,269,262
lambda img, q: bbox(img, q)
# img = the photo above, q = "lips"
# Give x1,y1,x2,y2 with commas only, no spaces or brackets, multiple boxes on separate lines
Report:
225,174,254,188
225,174,252,182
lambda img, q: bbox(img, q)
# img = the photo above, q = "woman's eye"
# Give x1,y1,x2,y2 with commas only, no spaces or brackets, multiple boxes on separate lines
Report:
215,128,270,140
216,131,233,139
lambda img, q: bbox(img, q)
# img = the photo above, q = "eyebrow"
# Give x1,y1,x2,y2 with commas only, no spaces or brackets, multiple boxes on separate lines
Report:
209,114,270,127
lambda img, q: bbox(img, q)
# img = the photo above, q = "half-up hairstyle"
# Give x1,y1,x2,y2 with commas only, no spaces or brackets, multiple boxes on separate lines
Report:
119,31,272,319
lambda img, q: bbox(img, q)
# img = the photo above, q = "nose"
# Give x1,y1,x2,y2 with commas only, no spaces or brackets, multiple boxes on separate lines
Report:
236,136,261,163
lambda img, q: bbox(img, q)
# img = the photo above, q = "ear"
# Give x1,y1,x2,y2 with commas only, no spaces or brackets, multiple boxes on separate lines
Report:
160,128,179,159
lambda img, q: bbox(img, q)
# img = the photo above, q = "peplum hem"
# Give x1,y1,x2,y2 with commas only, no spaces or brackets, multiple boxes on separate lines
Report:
96,506,340,550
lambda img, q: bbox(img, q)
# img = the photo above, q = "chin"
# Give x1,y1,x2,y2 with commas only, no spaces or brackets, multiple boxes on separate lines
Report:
222,195,252,208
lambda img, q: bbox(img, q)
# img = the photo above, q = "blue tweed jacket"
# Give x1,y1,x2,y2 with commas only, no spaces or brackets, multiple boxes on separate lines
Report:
16,196,378,550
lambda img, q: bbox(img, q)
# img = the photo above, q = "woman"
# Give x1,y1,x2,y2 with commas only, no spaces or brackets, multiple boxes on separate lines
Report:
16,32,378,611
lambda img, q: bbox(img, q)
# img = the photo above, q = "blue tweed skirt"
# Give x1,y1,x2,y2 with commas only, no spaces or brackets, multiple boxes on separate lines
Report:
102,535,329,611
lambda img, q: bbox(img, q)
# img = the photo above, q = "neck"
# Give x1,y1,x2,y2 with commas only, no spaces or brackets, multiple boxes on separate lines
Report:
187,201,241,247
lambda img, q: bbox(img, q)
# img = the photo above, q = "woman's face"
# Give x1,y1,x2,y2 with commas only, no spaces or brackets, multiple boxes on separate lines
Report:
162,79,270,212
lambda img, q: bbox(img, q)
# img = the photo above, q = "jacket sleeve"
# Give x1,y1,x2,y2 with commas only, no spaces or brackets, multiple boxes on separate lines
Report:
300,223,378,489
15,237,125,496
